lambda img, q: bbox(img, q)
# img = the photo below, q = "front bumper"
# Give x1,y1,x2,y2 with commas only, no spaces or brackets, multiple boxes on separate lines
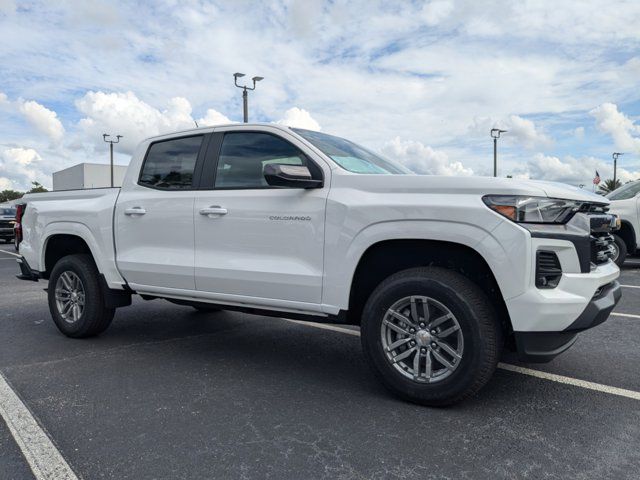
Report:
514,280,621,362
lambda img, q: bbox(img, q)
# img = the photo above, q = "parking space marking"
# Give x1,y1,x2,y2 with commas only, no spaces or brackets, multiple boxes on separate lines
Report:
611,312,640,319
497,363,640,401
281,319,640,401
0,249,20,258
0,372,78,480
621,284,640,289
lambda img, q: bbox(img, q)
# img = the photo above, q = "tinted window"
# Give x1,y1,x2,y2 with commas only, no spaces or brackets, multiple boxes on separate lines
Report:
139,136,203,190
607,181,640,200
293,128,410,174
215,132,315,189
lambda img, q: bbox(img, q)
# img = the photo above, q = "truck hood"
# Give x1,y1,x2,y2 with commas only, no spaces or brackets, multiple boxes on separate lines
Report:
333,174,608,204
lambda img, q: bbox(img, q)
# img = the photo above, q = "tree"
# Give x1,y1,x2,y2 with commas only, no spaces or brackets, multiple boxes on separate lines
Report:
0,190,23,203
27,181,48,194
597,178,622,195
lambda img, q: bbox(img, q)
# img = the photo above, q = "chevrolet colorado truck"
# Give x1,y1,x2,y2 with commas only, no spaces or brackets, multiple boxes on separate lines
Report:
605,180,640,266
14,124,621,405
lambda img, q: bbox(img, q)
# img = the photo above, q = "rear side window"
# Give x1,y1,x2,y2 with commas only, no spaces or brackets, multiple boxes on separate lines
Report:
214,132,316,189
139,135,203,190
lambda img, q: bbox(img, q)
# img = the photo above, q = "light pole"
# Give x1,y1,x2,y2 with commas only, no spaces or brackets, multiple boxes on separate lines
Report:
102,134,122,187
233,72,264,123
612,152,624,187
490,128,507,177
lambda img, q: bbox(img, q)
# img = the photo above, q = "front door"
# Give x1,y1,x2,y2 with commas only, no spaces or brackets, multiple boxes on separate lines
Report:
193,129,329,305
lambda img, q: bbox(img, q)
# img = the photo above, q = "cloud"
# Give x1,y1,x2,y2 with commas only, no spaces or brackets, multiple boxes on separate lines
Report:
381,137,473,176
0,147,47,191
524,153,640,185
421,0,454,26
197,109,232,127
76,91,230,153
590,103,640,153
275,107,321,131
470,115,552,149
0,92,8,106
18,100,65,144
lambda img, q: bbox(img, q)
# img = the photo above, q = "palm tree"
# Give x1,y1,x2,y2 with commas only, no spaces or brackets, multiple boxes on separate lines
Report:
598,178,622,195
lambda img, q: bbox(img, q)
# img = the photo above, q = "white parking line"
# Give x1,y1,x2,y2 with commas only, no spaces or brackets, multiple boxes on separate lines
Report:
281,318,640,401
0,372,78,480
621,284,640,289
611,312,640,319
0,249,20,258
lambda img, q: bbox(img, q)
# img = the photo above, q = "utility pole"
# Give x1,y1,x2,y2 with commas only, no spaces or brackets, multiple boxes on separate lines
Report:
102,134,122,187
490,129,507,177
233,73,264,122
612,152,624,187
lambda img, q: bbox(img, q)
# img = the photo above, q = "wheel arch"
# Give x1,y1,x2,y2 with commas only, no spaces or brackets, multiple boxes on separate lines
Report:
617,220,636,253
346,239,513,338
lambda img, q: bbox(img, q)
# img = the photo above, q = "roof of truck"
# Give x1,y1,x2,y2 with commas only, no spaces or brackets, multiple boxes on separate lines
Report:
143,123,293,142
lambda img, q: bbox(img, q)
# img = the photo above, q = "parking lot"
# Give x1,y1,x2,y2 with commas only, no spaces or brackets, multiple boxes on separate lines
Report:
1,243,639,479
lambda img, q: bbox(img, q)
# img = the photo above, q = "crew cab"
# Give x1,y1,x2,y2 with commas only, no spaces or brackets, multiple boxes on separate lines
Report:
606,180,640,266
13,124,621,405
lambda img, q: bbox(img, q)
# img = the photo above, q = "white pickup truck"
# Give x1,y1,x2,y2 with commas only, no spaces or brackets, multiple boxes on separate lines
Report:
605,180,640,266
14,123,621,405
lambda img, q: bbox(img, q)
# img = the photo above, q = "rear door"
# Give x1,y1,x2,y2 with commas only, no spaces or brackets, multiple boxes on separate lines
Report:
193,128,330,305
115,134,207,290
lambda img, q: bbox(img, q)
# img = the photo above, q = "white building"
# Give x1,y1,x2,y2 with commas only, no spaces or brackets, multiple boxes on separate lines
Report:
52,163,128,191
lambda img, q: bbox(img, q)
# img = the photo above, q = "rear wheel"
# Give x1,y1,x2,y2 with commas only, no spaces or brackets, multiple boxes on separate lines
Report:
48,254,115,338
611,234,627,267
360,267,501,406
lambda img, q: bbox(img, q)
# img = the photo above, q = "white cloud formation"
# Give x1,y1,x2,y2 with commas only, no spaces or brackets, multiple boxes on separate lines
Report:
590,103,640,153
275,107,321,131
18,100,65,144
381,137,473,176
76,91,230,153
197,109,232,127
523,153,640,186
470,115,552,149
0,92,8,106
0,147,47,190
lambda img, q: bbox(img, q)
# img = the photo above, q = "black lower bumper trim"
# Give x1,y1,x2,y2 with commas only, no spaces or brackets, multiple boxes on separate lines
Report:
515,280,622,363
514,331,578,363
16,256,40,282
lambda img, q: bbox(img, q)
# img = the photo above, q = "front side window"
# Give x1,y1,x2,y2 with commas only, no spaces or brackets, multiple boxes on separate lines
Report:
139,135,203,190
607,181,640,200
215,132,317,189
293,128,410,175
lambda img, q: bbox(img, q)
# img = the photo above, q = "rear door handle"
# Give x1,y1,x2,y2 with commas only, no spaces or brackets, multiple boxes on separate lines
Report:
199,206,228,217
124,207,146,216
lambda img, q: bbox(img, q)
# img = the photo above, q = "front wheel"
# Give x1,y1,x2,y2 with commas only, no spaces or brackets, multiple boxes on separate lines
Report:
611,234,627,267
360,267,502,406
47,254,115,338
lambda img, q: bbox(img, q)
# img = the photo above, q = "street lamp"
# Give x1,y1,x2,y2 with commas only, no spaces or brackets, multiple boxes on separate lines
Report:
612,152,624,187
234,72,264,123
490,128,507,177
103,134,123,188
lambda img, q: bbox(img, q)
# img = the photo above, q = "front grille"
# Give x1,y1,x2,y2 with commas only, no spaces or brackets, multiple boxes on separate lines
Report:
0,220,13,228
591,233,615,266
579,202,609,214
536,251,562,289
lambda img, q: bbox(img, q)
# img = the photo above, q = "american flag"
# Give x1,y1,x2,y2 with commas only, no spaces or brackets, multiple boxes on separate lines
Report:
593,170,601,185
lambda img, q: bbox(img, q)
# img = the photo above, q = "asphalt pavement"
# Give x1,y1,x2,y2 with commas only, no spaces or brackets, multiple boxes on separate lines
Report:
1,243,639,479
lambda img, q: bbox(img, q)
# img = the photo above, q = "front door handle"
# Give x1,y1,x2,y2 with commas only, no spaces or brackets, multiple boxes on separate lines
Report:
124,207,146,216
199,206,228,217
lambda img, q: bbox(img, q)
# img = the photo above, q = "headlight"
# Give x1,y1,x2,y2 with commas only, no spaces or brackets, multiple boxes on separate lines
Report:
483,195,581,224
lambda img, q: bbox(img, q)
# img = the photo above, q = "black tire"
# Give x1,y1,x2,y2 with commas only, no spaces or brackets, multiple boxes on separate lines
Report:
47,254,115,338
612,234,627,267
360,267,502,406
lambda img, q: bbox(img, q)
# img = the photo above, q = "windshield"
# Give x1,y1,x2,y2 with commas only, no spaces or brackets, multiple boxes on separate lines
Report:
606,181,640,200
1,208,16,216
293,129,411,174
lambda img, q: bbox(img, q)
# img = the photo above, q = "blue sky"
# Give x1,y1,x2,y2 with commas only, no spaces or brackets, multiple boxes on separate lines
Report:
1,0,640,190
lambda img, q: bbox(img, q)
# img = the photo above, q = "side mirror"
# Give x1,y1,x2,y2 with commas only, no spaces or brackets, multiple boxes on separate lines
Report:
263,164,323,189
